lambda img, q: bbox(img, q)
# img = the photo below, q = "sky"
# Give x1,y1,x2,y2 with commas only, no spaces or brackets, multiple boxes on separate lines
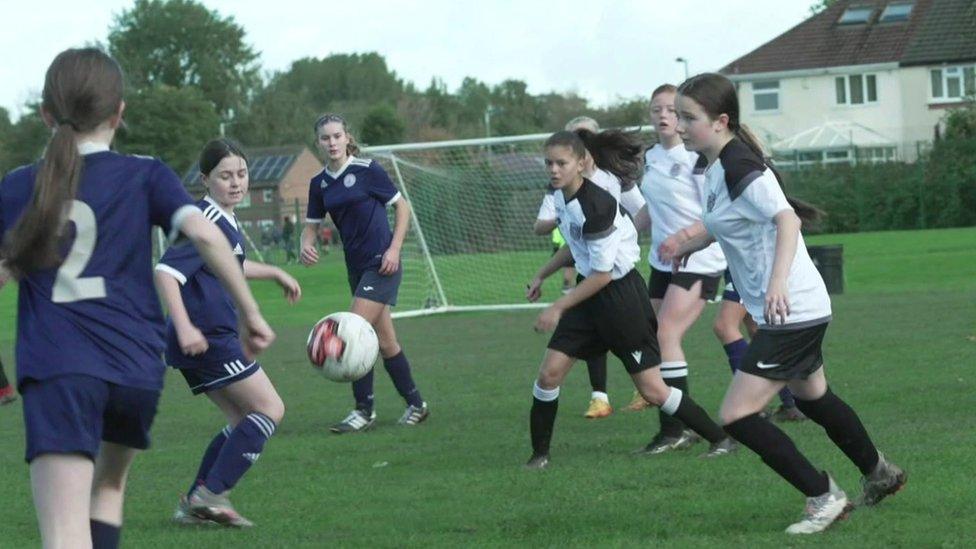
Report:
0,0,815,119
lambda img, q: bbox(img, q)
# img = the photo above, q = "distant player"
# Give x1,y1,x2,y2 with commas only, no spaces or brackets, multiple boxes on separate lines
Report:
524,130,735,468
0,48,273,548
665,73,905,534
533,116,646,419
155,139,301,527
0,354,14,405
628,84,727,456
301,114,428,432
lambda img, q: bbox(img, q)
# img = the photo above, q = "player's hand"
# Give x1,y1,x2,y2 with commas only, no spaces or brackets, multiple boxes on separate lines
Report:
379,246,401,275
525,277,543,302
300,244,319,266
276,269,302,304
671,252,693,274
177,324,209,356
657,234,683,265
534,305,562,333
240,312,276,359
764,277,790,325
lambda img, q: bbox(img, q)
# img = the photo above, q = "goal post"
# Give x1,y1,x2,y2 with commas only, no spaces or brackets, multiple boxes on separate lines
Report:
363,127,650,319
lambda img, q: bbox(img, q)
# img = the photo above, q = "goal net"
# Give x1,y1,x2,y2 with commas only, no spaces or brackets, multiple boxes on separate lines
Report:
363,128,650,319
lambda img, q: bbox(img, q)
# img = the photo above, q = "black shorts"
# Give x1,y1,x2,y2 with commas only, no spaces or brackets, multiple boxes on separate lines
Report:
348,267,402,306
178,359,261,395
548,270,661,374
739,322,829,380
648,267,721,301
722,269,741,303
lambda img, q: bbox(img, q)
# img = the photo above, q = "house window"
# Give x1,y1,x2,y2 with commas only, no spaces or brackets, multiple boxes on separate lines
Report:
931,66,976,100
263,189,274,202
752,80,779,111
838,7,873,24
835,74,878,105
238,192,251,209
879,2,913,22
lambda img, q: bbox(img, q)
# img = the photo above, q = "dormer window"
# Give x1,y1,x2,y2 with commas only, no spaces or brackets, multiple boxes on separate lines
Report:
838,6,874,24
879,2,913,22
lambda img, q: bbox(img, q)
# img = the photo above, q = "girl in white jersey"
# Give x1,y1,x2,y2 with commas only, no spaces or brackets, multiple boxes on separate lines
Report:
533,117,646,419
523,130,734,469
629,84,728,456
665,73,905,534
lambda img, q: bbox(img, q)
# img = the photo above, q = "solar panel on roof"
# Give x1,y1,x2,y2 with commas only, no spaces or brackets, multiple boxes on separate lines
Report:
267,155,293,180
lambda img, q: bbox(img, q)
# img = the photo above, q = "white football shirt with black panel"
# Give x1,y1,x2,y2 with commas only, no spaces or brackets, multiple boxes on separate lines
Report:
537,168,644,223
701,139,831,329
552,178,640,279
641,143,726,274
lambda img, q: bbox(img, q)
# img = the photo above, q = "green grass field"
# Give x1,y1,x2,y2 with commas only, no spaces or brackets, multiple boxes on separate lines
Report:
1,227,975,547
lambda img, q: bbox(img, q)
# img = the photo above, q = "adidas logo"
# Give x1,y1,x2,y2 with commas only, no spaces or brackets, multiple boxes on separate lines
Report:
243,452,261,464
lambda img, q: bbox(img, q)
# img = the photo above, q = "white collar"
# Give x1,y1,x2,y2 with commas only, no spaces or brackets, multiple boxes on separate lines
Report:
203,195,239,230
77,141,110,155
324,156,356,180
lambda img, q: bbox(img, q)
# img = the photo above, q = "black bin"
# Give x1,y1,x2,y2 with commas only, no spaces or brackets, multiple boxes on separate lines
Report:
807,244,844,295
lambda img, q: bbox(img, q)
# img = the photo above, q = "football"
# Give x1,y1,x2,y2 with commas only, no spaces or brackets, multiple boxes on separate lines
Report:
306,312,379,382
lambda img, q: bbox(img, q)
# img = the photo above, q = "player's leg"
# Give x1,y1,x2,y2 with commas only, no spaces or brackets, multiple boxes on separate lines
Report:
789,368,905,507
583,353,612,418
0,356,16,405
189,368,284,527
527,349,576,468
625,268,666,412
368,304,427,425
645,280,710,453
90,442,139,548
31,454,95,548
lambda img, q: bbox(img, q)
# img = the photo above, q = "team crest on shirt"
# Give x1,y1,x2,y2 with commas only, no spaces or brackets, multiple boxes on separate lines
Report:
343,174,357,188
669,163,681,177
569,223,583,241
706,192,717,213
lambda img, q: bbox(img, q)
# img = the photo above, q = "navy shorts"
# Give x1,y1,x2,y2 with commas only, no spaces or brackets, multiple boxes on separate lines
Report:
178,359,261,395
722,269,742,303
21,374,160,463
348,267,402,306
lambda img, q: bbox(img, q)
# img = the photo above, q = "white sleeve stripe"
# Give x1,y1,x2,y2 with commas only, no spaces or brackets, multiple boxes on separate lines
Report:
305,217,323,224
154,263,188,285
385,192,402,207
168,205,199,243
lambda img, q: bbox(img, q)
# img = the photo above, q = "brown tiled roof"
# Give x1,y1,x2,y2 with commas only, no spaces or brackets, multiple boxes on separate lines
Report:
721,0,936,76
901,0,976,65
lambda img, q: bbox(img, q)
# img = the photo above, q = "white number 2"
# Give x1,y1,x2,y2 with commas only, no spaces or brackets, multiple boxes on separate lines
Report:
52,200,107,303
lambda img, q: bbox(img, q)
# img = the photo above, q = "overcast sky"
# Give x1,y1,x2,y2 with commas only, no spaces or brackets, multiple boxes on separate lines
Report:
0,0,815,119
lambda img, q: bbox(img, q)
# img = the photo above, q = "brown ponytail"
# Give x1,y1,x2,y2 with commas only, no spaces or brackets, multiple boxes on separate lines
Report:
678,73,823,224
574,128,644,189
2,48,123,277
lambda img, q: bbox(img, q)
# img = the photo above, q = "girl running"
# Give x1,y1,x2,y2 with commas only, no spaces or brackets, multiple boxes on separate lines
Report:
301,114,428,433
155,138,301,527
665,72,905,534
0,48,273,548
524,130,734,468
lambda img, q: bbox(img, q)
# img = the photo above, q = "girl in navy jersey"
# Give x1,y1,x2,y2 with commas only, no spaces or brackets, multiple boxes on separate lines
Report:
0,48,273,549
523,130,734,469
300,114,428,432
628,84,729,456
665,73,905,534
155,139,301,527
533,117,647,419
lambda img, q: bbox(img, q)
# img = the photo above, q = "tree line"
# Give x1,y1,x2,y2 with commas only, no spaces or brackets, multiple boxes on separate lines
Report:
0,0,649,175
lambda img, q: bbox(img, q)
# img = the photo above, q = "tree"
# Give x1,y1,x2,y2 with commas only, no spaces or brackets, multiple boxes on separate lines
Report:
360,104,405,145
108,0,259,117
116,85,220,173
809,0,840,15
944,101,976,140
233,82,319,149
0,106,49,174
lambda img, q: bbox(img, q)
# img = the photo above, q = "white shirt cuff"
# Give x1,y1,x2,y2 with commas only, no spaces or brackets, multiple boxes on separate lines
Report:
154,263,187,285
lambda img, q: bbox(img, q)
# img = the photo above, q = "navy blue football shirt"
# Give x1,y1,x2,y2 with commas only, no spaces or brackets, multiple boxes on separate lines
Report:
156,196,247,369
0,144,196,391
305,156,401,274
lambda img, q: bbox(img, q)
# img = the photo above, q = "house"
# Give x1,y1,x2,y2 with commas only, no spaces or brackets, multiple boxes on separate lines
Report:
182,145,323,234
720,0,976,165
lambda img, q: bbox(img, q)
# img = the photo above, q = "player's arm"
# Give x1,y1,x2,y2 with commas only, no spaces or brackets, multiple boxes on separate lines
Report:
243,259,301,304
632,205,651,233
179,213,275,355
153,267,209,356
533,218,557,235
525,245,574,302
300,222,320,265
661,221,715,271
380,196,410,275
766,209,801,325
533,192,558,235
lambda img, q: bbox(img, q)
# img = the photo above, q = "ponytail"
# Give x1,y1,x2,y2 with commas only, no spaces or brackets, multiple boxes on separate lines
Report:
574,128,644,189
346,134,361,157
732,123,822,224
2,48,123,277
